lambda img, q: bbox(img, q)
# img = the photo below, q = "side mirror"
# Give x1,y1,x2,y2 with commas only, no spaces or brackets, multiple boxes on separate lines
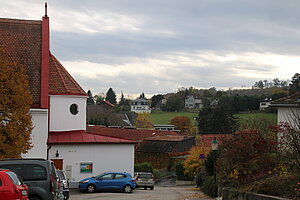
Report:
97,178,102,181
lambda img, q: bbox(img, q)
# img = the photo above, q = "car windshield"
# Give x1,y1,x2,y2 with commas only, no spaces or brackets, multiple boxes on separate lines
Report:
57,171,66,180
138,174,152,179
94,173,106,179
7,171,23,185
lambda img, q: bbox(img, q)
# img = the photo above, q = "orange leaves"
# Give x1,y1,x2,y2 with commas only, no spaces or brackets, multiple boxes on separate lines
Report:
0,51,33,159
135,113,154,129
170,116,195,134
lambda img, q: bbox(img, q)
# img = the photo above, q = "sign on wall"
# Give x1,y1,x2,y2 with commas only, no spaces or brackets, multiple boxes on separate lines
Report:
80,162,93,173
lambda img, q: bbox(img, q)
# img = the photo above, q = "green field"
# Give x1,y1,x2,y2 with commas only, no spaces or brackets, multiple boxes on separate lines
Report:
150,111,277,126
150,111,198,124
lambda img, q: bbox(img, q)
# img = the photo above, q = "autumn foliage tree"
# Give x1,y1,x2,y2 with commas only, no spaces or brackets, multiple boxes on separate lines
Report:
0,52,33,159
135,113,153,129
183,144,210,176
217,129,277,185
170,116,195,134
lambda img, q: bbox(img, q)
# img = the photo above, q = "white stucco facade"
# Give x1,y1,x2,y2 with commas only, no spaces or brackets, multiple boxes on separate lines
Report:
278,107,300,129
50,95,86,131
48,144,135,188
22,109,48,159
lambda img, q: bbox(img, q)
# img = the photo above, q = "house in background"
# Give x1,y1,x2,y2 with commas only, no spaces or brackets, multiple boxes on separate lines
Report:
0,6,137,188
131,97,151,113
270,91,300,127
185,95,203,109
259,98,272,111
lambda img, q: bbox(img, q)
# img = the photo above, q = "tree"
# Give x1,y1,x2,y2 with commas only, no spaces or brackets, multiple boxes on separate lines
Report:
139,92,145,99
150,94,164,108
163,94,184,111
117,92,131,111
170,116,195,134
94,93,105,104
289,73,300,95
106,88,117,104
86,90,94,105
197,101,239,134
135,113,153,129
183,145,210,176
217,130,277,185
0,52,33,159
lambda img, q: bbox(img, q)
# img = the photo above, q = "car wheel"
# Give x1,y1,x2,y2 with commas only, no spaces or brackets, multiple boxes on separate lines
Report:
86,184,96,193
123,185,132,193
150,186,154,190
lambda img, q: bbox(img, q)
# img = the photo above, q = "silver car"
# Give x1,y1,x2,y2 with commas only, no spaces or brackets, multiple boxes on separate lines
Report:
134,172,155,190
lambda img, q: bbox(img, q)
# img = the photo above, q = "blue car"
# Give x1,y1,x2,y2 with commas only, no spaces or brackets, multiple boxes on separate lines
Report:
79,172,136,193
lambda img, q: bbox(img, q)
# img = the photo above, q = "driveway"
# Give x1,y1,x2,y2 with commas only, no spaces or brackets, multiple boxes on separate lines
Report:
69,185,213,200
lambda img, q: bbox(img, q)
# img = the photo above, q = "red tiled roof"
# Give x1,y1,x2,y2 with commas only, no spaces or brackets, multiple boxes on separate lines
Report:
0,18,42,105
144,135,194,142
48,130,138,144
87,126,181,141
199,134,230,148
102,100,115,107
49,53,87,96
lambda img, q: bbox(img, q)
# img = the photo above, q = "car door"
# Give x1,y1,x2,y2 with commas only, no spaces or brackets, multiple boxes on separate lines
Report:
112,174,127,189
0,175,3,193
95,173,115,190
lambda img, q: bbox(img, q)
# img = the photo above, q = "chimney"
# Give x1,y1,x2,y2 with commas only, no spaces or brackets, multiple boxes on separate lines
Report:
41,2,49,109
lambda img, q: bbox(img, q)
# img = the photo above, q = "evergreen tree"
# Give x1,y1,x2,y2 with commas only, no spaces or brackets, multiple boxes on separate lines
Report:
106,88,117,104
87,90,94,105
289,73,300,95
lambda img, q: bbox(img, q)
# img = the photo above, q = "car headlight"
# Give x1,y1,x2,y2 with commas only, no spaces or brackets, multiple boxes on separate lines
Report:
80,180,90,184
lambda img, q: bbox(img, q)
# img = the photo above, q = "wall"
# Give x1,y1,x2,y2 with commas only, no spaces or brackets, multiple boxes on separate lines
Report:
49,144,135,188
50,95,86,131
222,188,290,200
22,109,48,159
278,107,300,129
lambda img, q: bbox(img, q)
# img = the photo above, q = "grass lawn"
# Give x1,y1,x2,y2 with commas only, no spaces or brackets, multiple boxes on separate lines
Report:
150,111,277,126
236,112,277,124
150,111,198,124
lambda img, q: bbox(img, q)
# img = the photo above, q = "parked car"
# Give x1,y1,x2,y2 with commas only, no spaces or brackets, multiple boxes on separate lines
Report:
134,172,155,190
79,172,136,193
56,170,70,200
0,158,59,200
0,168,29,200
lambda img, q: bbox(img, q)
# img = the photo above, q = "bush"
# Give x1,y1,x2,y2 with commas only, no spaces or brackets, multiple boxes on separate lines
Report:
134,162,153,173
175,160,193,181
248,174,300,199
153,169,168,179
195,173,203,187
202,176,217,198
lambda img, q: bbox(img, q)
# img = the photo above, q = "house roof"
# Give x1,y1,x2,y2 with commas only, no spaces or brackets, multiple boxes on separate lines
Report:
0,17,87,108
49,54,86,96
0,18,42,105
87,125,181,142
102,100,115,107
137,135,195,153
199,134,230,148
270,91,300,107
48,130,138,145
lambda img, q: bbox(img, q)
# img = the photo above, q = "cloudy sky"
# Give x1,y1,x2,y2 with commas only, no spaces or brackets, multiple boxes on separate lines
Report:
1,0,299,98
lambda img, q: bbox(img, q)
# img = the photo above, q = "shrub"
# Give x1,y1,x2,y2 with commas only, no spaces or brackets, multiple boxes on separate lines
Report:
202,176,217,198
134,162,153,173
249,174,300,199
153,169,168,179
176,160,193,181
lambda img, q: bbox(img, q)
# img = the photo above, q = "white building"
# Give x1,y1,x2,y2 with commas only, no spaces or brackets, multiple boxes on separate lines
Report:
185,95,203,109
131,97,151,113
1,9,137,188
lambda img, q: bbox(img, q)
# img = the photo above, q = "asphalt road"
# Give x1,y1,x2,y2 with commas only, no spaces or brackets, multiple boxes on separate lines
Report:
69,177,213,200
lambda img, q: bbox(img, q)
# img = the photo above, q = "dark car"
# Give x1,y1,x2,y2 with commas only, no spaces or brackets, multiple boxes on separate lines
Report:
0,168,29,200
56,170,70,200
134,172,155,190
0,158,59,200
79,172,136,193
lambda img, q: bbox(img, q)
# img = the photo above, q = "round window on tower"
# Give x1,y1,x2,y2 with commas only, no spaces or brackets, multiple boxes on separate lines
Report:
70,104,79,115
